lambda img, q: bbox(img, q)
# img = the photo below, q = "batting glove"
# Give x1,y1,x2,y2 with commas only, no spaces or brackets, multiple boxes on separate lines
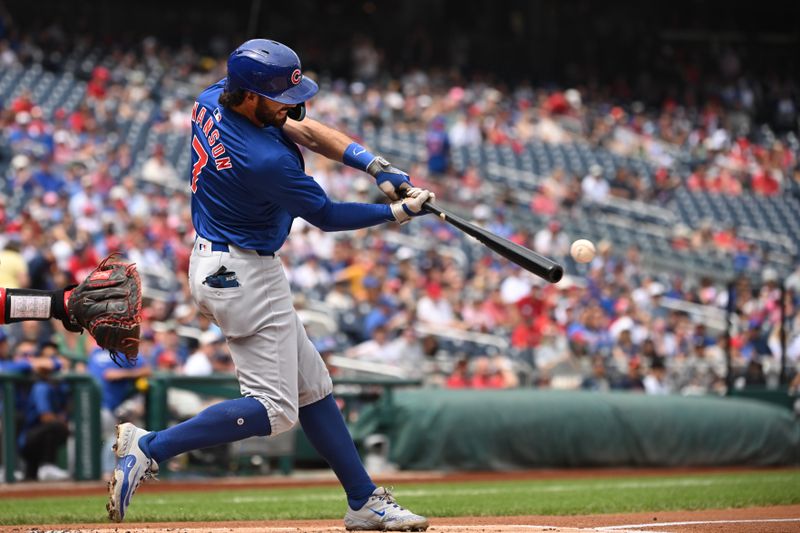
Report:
367,157,413,200
390,187,435,224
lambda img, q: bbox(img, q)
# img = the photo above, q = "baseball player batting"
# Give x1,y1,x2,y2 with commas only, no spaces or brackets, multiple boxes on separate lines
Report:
107,39,430,531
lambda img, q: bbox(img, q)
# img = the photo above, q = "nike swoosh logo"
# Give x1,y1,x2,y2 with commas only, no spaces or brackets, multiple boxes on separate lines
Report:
353,147,366,156
126,458,135,469
368,508,386,517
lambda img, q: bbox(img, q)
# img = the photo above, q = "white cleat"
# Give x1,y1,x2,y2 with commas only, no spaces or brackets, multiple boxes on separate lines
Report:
106,423,158,523
344,487,429,531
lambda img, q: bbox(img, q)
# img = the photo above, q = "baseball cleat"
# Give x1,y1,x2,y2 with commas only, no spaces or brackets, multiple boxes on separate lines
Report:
344,487,429,531
106,423,158,523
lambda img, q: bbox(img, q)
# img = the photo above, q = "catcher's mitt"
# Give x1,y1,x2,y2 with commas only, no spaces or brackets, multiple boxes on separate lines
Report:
67,254,142,366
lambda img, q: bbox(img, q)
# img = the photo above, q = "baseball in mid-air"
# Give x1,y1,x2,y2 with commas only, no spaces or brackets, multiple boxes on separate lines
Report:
570,239,596,263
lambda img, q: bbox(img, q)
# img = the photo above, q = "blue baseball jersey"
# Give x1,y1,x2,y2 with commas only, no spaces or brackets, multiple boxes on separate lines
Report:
19,380,68,447
87,348,149,411
189,79,329,252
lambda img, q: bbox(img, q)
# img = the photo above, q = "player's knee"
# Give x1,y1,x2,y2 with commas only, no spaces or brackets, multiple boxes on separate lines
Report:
264,398,298,435
245,394,299,435
298,378,333,406
270,405,298,435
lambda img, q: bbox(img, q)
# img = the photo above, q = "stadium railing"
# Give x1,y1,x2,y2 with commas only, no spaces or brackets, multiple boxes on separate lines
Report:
0,372,421,482
144,374,422,476
1,373,102,483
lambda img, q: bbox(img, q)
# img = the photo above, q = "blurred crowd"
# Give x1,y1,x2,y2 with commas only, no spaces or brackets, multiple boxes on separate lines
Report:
342,39,800,195
1,30,799,479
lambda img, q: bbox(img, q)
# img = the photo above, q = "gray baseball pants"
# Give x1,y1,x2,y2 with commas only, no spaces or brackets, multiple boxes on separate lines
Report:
189,237,333,435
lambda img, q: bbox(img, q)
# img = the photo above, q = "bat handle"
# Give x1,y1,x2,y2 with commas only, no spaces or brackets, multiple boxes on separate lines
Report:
396,183,412,197
421,200,445,220
396,184,445,218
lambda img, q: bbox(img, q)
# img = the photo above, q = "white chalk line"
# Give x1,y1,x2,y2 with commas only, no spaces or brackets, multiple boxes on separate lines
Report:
597,517,800,530
424,524,644,533
23,520,800,532
17,522,660,532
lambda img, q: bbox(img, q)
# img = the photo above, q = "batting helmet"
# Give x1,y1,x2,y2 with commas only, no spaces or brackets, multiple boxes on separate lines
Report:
226,39,319,106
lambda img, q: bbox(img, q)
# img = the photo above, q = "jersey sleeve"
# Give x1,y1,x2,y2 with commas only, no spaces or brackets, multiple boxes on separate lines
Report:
303,199,393,231
0,359,32,373
262,154,328,218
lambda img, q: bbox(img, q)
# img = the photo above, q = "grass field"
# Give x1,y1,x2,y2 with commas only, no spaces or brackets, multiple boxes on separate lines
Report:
1,471,799,525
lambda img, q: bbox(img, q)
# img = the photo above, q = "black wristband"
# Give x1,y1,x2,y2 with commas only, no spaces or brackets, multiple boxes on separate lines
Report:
51,287,71,322
4,288,57,324
53,285,81,332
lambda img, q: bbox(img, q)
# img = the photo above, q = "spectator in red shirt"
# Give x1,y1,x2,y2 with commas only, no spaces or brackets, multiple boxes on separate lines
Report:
717,169,742,195
713,225,740,252
469,356,505,388
530,186,559,217
87,66,110,100
687,168,706,191
751,170,780,195
445,358,470,389
511,313,551,349
479,288,512,330
67,242,100,283
11,89,34,113
516,287,545,321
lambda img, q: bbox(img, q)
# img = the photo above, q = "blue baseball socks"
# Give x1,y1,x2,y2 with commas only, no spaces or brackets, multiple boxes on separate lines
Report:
138,394,373,510
300,394,376,510
139,397,270,464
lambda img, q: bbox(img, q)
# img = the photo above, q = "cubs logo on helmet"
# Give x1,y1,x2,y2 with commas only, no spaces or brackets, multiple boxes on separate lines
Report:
291,69,302,85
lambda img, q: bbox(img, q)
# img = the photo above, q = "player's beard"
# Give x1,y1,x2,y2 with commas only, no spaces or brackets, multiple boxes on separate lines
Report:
255,97,288,128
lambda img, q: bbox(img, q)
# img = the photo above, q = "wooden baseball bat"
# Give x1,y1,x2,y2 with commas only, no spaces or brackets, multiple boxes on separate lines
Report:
422,201,564,284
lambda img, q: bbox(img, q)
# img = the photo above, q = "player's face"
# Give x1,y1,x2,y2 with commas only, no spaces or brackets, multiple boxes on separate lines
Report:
255,96,293,128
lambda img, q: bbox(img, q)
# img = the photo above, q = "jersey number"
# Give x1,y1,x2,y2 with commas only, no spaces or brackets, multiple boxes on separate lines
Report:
191,135,209,193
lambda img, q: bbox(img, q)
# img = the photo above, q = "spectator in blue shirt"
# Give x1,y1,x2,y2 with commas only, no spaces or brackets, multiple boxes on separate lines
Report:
426,116,450,175
0,338,62,437
87,346,151,474
87,347,151,414
19,369,70,480
0,337,62,374
31,158,65,194
362,291,397,341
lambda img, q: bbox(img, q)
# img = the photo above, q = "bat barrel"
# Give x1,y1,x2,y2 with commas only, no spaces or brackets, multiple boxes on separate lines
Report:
422,202,564,284
545,263,564,283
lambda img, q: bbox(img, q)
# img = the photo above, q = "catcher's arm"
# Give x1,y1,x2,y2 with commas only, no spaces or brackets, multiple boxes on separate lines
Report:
0,286,76,328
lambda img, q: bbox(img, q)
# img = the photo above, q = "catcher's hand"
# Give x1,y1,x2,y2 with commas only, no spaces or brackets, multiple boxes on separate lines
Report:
67,254,142,366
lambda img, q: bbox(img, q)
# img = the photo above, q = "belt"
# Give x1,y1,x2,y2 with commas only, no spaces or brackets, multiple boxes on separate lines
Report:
209,241,275,257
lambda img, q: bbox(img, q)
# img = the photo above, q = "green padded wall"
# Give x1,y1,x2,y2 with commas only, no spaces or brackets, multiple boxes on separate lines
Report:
352,390,800,470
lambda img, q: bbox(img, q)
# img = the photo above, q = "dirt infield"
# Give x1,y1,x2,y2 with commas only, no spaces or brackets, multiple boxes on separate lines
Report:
2,468,798,532
5,507,800,533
